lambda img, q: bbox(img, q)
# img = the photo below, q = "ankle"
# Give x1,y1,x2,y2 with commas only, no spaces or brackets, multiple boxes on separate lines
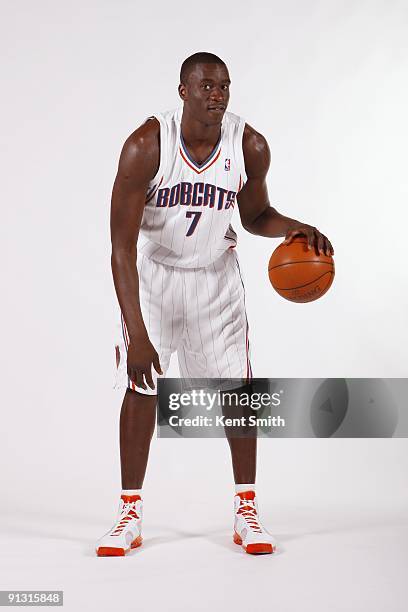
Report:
235,483,255,494
122,488,142,496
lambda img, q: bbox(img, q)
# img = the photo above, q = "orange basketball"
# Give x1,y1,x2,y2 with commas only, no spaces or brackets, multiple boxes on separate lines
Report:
268,236,335,303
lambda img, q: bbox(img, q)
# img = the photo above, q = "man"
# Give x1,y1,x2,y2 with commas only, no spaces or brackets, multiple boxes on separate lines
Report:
96,52,333,557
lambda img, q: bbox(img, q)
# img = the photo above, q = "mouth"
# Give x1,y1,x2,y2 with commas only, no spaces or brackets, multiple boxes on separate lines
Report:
207,105,226,113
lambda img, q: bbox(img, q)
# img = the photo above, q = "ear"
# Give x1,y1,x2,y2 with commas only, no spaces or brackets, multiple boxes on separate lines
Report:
178,83,187,101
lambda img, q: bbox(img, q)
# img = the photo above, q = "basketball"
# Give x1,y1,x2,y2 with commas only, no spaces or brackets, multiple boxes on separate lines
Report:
268,236,335,303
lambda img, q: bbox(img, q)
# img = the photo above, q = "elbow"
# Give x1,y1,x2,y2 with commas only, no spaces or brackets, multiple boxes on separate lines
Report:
242,206,272,234
242,221,257,235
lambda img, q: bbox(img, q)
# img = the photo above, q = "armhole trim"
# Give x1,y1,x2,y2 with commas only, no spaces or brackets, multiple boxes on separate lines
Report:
146,113,166,184
237,117,247,187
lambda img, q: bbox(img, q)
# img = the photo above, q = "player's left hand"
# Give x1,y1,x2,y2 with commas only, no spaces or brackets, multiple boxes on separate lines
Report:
283,225,334,257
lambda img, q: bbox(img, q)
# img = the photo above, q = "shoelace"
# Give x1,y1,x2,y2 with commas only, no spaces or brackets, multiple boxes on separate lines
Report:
112,501,140,535
237,498,262,533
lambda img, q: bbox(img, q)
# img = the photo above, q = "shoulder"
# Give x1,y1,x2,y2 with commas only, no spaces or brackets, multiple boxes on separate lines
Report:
242,123,270,177
121,118,160,162
118,117,160,180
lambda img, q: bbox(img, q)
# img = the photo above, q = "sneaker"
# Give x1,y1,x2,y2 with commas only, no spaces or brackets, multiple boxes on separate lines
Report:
233,491,276,554
96,494,143,557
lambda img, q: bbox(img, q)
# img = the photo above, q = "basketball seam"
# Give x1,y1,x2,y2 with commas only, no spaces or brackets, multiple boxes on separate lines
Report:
272,270,334,291
268,261,334,271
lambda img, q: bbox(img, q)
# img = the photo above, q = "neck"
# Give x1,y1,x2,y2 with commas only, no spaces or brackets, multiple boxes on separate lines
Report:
180,106,222,146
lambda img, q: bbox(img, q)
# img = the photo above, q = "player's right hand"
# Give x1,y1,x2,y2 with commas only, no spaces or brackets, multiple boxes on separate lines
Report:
127,338,163,391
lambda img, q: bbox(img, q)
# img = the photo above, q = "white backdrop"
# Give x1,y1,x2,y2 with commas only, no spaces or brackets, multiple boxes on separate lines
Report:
1,1,407,611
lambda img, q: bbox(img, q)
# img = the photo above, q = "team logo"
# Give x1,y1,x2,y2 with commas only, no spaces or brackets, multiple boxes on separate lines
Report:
224,158,231,171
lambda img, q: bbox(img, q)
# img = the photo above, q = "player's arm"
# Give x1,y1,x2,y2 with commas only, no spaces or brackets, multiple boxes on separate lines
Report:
110,119,163,391
237,124,333,256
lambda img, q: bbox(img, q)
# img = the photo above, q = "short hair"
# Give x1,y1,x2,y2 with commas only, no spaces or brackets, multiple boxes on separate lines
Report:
180,52,227,85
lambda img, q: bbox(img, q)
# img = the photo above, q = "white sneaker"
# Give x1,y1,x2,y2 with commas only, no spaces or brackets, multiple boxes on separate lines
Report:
233,490,276,554
96,494,143,557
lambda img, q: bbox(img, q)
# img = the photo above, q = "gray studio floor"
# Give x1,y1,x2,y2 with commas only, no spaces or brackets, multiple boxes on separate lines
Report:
1,503,407,612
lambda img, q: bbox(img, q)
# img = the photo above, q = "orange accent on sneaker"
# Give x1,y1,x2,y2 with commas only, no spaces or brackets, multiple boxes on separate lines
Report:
233,531,274,555
236,491,255,501
131,535,143,549
235,492,262,533
97,536,143,557
245,542,274,554
111,496,142,536
97,547,125,557
120,494,141,503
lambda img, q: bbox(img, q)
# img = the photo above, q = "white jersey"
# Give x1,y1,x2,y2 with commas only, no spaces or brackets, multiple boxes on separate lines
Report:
137,106,247,268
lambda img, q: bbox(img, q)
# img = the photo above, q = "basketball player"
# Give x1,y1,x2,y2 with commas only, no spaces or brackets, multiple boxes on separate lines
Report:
96,52,333,556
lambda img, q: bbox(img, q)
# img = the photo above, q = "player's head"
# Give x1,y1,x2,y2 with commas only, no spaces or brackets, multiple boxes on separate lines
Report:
178,52,230,125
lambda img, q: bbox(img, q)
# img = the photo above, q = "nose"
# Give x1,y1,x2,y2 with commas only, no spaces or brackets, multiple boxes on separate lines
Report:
209,87,225,102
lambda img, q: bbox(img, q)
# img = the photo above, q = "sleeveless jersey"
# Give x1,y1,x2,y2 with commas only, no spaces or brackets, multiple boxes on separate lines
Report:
137,106,247,268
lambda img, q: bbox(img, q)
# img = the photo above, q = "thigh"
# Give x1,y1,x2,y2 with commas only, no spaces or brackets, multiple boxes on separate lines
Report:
178,249,252,382
114,254,184,395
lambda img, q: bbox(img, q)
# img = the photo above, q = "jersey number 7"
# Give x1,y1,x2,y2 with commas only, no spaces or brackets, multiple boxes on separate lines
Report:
185,211,202,236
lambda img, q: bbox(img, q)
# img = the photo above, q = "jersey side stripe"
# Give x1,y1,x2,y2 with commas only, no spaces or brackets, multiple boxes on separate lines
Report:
235,258,253,383
212,261,232,378
145,176,164,203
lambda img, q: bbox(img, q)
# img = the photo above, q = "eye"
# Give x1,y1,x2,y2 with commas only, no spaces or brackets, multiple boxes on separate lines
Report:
202,84,211,90
222,84,229,90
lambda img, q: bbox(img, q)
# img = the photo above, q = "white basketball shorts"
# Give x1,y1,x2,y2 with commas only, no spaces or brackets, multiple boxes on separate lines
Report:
113,248,253,396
